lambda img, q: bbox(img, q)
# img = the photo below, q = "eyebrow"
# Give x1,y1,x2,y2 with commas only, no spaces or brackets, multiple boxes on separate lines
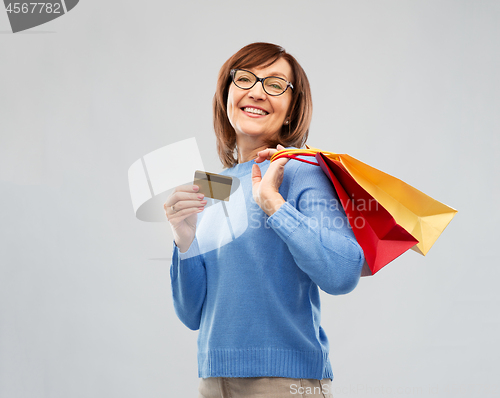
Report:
247,69,290,81
266,71,289,80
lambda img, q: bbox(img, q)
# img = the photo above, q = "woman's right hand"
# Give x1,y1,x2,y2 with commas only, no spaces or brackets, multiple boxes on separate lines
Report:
164,185,207,253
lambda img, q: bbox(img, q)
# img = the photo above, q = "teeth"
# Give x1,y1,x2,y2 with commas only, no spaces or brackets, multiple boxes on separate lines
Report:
243,107,268,115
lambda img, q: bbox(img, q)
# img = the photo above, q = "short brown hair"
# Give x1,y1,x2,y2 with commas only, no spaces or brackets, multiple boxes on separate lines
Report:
213,42,312,168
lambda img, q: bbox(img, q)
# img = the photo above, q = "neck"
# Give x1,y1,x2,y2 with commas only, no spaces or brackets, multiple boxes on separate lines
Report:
236,135,275,164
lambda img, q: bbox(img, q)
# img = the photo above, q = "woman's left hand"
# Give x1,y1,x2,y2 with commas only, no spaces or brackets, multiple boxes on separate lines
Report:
251,144,289,216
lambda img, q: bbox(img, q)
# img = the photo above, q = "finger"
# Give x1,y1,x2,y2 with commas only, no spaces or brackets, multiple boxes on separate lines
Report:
259,157,287,185
166,199,206,217
266,152,289,169
273,156,289,166
164,190,205,208
255,148,279,163
165,184,201,208
172,184,200,193
255,144,287,162
167,184,200,203
165,199,206,214
254,149,271,163
166,206,204,223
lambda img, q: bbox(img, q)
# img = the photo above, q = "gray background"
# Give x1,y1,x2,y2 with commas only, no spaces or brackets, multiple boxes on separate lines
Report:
1,1,498,397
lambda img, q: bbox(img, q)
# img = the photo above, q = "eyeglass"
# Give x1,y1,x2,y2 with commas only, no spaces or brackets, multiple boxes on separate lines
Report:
230,69,294,96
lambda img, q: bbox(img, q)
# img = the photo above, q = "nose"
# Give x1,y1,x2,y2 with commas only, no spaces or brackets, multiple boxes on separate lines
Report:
247,80,267,100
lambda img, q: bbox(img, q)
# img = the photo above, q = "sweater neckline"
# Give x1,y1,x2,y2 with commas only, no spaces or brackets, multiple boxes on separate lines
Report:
221,146,300,177
223,158,270,177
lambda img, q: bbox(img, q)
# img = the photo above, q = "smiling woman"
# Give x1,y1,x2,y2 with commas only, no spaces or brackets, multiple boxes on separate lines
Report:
226,58,294,164
165,42,365,398
213,42,313,168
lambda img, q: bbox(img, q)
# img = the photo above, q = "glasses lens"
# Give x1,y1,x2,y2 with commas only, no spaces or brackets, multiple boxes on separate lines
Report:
233,70,256,89
264,77,287,95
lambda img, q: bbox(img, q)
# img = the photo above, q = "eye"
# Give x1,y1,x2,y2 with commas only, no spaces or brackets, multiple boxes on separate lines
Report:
235,71,254,80
265,78,285,90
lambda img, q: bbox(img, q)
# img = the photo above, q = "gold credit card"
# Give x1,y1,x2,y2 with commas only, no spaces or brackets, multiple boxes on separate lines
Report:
194,170,232,201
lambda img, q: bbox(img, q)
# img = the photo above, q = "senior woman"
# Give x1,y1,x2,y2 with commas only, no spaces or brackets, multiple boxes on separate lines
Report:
165,42,365,398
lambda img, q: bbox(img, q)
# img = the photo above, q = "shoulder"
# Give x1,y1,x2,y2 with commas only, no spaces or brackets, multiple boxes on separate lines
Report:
280,148,337,202
282,148,330,186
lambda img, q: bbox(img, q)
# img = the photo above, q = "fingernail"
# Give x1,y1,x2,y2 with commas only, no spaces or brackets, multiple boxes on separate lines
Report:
193,185,199,191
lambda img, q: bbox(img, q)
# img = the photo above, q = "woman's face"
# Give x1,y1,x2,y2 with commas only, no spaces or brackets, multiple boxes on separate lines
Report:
227,58,293,144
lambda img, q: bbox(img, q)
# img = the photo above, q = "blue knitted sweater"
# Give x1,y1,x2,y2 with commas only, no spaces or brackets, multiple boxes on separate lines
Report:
170,154,364,380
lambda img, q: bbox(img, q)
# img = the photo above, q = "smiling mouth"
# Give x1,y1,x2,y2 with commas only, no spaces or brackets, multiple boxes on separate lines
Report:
241,107,269,116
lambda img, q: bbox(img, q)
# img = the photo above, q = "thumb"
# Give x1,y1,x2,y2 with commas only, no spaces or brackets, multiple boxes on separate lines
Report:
251,163,261,187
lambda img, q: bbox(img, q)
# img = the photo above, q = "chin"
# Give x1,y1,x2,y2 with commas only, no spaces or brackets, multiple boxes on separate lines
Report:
237,125,277,138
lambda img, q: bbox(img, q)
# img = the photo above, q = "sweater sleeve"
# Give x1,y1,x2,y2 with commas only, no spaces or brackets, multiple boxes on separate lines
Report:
266,162,365,295
170,236,207,330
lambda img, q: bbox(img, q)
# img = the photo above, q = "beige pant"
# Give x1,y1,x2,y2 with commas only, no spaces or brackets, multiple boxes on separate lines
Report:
198,377,333,398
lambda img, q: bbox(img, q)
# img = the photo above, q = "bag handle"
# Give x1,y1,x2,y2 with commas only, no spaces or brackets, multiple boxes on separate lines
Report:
270,147,340,165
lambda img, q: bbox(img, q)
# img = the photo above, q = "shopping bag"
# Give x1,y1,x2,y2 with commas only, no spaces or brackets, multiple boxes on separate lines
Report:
316,153,418,275
271,147,457,267
331,153,456,255
303,145,457,255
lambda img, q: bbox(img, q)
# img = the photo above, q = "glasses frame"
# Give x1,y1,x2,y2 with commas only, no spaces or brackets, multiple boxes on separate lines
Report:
230,69,294,96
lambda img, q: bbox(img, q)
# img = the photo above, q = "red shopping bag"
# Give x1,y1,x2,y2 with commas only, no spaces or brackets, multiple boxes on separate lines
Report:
316,153,418,275
274,151,418,275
